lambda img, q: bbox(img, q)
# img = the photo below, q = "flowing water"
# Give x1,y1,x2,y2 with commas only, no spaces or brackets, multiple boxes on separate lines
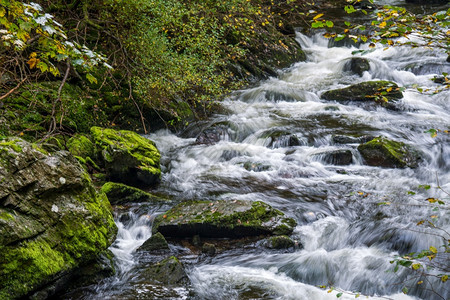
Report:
71,5,449,300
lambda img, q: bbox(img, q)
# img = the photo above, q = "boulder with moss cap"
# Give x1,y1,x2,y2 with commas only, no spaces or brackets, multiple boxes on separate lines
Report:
90,126,161,188
322,81,403,109
101,182,169,205
358,136,421,168
153,200,297,238
0,138,117,299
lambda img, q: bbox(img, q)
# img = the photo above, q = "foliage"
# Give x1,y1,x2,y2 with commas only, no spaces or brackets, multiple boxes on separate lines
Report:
0,0,110,85
311,0,450,53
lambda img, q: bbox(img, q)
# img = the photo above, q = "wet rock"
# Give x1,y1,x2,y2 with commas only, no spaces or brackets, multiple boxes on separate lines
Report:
322,81,403,109
332,135,375,144
263,130,301,148
101,182,169,205
243,161,271,172
264,235,296,249
195,125,229,145
192,234,202,247
91,126,161,188
153,200,297,238
0,138,117,299
313,149,353,165
432,76,449,85
138,256,188,285
202,243,217,256
343,57,370,76
138,232,170,252
264,90,303,102
358,136,421,168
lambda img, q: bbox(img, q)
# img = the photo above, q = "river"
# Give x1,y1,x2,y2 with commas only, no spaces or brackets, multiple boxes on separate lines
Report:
67,2,449,300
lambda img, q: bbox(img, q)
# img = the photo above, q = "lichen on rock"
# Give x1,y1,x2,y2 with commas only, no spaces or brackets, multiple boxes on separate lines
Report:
90,126,161,188
0,138,117,299
357,136,421,168
153,200,297,238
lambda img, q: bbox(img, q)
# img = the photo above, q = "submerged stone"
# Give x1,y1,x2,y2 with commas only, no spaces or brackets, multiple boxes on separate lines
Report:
0,138,117,299
357,136,421,168
101,182,169,205
91,126,161,188
322,81,403,109
153,200,297,238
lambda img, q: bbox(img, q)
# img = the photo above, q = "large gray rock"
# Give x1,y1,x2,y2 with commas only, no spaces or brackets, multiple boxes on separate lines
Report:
0,138,117,299
153,200,297,238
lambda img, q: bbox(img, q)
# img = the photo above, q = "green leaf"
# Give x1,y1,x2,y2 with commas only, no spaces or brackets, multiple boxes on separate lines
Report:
402,287,408,294
86,73,98,84
326,21,334,28
336,293,343,298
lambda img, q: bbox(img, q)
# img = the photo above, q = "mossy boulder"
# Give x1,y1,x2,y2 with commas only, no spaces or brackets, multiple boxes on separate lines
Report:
101,182,169,205
67,134,95,158
322,81,403,109
0,138,117,299
137,232,170,252
357,136,421,168
265,235,296,249
137,256,188,286
90,127,161,188
153,200,297,238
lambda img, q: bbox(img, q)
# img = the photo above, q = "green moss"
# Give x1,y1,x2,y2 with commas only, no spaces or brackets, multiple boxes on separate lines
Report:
154,200,296,237
358,136,420,168
0,139,23,153
101,182,168,205
90,127,161,186
322,81,403,105
67,134,95,158
0,212,14,221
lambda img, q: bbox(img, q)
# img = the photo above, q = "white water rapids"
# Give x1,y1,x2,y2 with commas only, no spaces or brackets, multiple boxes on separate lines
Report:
74,16,449,300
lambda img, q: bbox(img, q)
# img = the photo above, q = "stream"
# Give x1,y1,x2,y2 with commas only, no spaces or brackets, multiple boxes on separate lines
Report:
67,2,449,300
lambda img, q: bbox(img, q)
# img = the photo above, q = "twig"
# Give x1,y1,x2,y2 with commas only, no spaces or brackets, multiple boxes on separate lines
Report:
0,77,27,101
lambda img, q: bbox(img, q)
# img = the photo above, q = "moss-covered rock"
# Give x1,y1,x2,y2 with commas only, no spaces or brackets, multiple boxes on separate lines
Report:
0,138,117,299
265,235,296,249
153,200,297,238
91,127,161,188
101,182,169,205
138,256,188,286
67,134,95,158
357,136,421,168
137,232,170,252
322,81,403,109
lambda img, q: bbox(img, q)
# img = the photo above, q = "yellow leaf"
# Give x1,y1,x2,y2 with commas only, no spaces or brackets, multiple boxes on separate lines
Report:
0,7,6,17
417,281,423,285
313,13,324,20
442,275,448,282
386,87,393,92
412,263,421,270
379,21,387,28
27,57,40,69
429,246,437,254
427,198,438,203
